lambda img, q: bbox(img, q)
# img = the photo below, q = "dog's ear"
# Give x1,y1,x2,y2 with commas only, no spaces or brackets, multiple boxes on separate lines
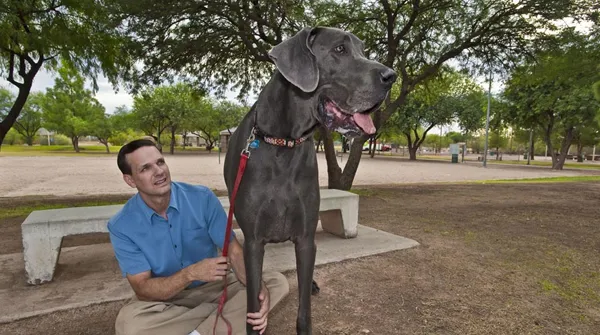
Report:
268,27,319,93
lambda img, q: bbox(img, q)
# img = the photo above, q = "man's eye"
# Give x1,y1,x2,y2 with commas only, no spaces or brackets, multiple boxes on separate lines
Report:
334,45,345,53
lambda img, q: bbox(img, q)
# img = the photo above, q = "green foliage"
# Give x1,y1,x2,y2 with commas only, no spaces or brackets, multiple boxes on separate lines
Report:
52,134,71,146
109,129,145,146
386,68,484,158
4,127,23,145
446,131,467,144
13,92,43,145
503,29,600,169
132,83,206,153
0,87,12,115
188,99,247,150
41,64,106,152
115,0,309,97
0,0,133,146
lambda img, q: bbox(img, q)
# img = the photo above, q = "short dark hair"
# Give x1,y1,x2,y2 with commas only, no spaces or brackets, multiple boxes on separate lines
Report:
117,139,159,175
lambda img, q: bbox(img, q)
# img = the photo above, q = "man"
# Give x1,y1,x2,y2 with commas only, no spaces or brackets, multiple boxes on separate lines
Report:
108,139,289,335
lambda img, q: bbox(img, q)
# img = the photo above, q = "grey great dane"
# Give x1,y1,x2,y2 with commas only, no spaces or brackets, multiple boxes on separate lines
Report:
224,26,396,334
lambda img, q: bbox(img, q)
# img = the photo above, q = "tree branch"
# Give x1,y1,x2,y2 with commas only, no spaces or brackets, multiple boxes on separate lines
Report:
7,51,22,88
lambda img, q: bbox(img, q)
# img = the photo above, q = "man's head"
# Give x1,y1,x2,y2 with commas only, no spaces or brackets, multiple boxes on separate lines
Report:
117,139,171,197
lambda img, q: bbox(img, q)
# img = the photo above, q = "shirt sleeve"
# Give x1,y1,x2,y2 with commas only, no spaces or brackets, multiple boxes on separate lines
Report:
108,222,151,277
205,190,236,249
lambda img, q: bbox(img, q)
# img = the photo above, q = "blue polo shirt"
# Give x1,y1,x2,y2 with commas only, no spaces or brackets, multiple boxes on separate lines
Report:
107,181,235,288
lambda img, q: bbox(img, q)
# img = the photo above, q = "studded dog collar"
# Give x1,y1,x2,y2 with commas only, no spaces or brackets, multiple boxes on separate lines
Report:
252,127,311,148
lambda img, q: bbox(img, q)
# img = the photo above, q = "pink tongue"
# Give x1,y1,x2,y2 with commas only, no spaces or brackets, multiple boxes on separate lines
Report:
353,113,376,134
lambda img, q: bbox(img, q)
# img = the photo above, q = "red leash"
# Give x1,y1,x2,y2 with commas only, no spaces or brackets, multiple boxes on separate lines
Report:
213,150,250,335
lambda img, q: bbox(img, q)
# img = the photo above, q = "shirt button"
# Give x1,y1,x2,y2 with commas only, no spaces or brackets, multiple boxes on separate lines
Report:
169,224,172,228
181,262,184,267
174,244,177,248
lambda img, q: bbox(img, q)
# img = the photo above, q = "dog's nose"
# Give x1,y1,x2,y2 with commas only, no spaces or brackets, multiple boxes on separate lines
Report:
380,68,397,85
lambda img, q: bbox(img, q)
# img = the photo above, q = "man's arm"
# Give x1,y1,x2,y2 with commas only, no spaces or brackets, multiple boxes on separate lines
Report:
127,257,229,301
126,268,191,301
229,237,247,285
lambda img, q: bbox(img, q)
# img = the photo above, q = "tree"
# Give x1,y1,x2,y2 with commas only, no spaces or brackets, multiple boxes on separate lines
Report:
90,112,114,153
386,69,484,160
11,92,44,146
188,100,247,151
118,0,588,189
0,0,133,148
132,84,205,154
572,122,600,161
503,29,600,169
41,65,105,152
446,131,467,144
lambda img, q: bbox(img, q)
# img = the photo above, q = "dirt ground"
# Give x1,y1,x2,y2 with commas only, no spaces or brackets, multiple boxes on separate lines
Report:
1,182,600,334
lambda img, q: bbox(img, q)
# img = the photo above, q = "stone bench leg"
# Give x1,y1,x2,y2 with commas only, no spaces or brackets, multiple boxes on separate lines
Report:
22,225,63,285
319,199,359,239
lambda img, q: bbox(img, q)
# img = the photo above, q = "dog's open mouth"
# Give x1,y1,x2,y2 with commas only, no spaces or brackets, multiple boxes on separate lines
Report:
319,98,380,137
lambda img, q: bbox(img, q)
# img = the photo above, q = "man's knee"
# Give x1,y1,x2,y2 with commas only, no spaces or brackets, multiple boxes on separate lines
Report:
264,271,290,305
115,301,169,335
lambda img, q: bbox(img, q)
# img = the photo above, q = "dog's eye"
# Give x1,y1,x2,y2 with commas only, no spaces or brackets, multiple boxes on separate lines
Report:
334,45,346,54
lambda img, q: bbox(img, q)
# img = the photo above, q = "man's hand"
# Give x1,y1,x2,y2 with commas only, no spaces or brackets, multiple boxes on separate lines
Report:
247,282,270,334
185,256,228,282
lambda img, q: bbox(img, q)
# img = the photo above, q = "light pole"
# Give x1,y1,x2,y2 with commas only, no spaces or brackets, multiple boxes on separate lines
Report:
483,71,492,168
527,129,533,165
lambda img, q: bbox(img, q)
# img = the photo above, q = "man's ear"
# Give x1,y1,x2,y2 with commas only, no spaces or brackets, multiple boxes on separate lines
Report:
123,174,137,189
268,27,319,93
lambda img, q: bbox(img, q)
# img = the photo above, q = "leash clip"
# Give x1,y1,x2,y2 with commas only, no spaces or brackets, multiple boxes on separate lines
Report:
242,127,257,157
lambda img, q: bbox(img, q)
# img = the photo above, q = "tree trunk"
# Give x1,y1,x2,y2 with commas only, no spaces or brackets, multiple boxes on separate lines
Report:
577,143,583,162
315,135,323,153
554,127,574,170
26,136,33,146
529,141,535,160
322,127,369,190
72,136,80,153
0,55,42,150
369,134,382,158
170,127,176,155
495,146,500,160
408,146,418,160
99,139,110,153
182,134,187,150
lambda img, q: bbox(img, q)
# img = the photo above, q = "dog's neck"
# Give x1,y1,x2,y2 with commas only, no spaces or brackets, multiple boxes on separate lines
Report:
253,71,320,139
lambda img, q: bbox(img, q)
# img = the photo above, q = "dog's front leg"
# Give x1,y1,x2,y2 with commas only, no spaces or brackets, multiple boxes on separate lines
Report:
295,236,316,335
244,240,265,335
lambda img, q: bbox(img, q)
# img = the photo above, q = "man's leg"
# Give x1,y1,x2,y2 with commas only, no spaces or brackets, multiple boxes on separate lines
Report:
196,271,290,335
115,273,240,335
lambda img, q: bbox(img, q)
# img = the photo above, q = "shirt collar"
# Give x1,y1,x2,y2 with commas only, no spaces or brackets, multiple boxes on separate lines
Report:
135,182,179,222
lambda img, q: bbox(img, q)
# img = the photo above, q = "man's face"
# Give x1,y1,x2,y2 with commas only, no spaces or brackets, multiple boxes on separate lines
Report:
123,146,171,197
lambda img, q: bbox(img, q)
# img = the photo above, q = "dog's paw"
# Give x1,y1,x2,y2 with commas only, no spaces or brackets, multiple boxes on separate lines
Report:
311,280,320,295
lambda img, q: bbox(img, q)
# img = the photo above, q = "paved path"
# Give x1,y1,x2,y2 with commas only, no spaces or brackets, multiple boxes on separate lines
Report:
0,153,596,197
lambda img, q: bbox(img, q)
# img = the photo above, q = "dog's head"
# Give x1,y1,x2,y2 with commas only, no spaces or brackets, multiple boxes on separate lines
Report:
268,27,397,138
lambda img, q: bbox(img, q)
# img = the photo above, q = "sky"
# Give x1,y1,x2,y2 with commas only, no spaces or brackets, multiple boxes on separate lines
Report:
0,69,247,115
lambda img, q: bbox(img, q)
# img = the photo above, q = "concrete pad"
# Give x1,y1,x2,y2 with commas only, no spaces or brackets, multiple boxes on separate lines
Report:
0,224,418,324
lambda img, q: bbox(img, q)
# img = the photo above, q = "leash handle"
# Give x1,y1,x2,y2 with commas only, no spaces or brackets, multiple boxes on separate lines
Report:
213,151,249,335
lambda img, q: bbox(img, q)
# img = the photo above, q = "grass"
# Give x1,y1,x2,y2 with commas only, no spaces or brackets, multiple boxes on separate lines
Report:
486,159,600,170
0,200,128,219
471,175,600,184
0,144,121,155
0,144,218,156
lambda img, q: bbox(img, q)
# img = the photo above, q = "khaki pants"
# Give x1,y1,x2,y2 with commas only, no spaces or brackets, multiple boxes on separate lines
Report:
115,271,289,335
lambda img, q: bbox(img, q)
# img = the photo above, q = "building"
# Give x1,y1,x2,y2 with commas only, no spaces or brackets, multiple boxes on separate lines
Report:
219,127,237,152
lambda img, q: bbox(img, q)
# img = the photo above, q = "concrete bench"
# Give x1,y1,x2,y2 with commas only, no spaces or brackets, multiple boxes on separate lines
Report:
21,188,359,285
